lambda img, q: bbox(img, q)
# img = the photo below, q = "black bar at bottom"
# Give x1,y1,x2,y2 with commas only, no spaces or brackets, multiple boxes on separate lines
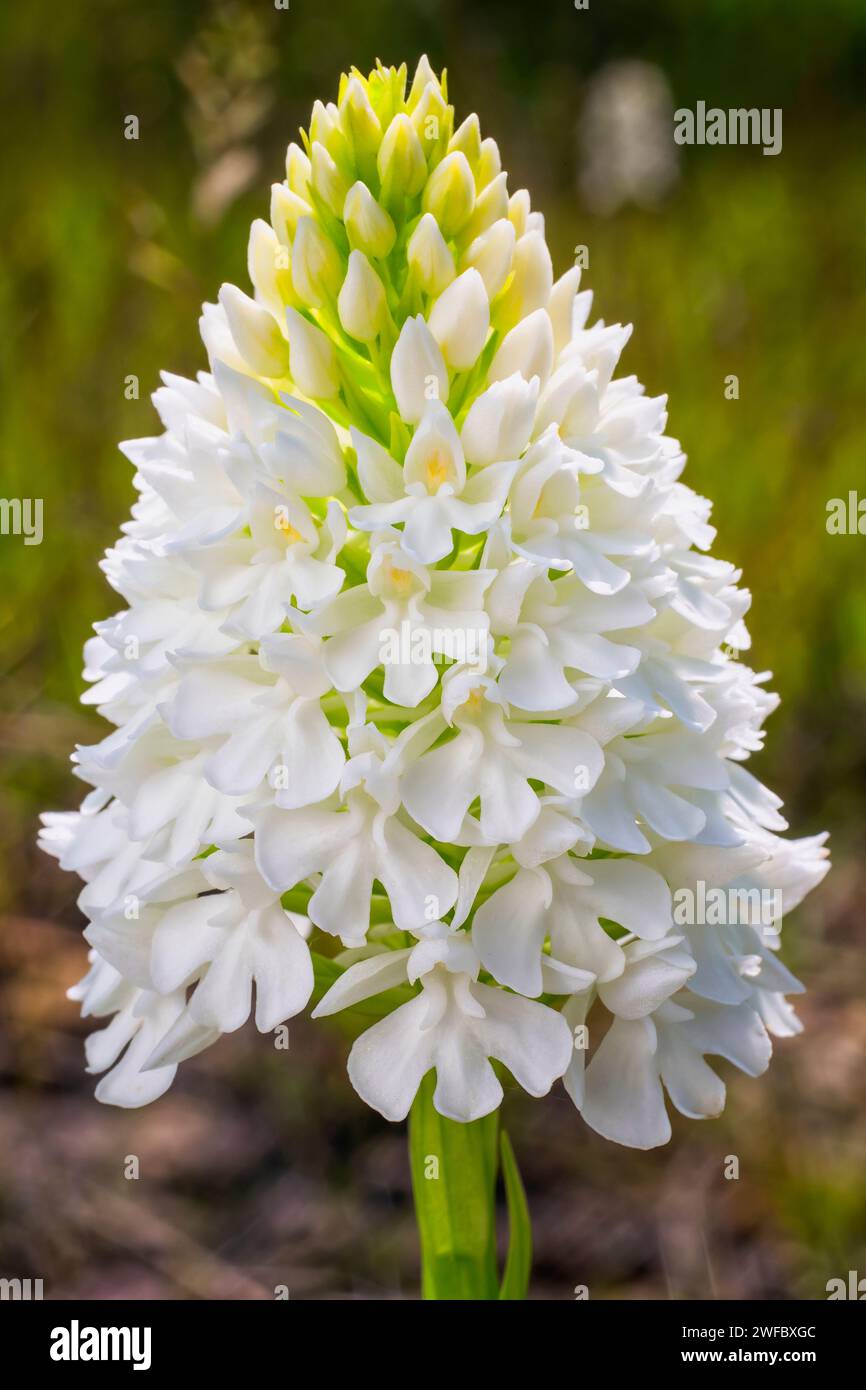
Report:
2,1296,861,1375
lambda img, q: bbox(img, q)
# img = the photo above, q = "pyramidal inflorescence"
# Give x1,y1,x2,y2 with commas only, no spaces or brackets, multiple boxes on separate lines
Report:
41,58,828,1148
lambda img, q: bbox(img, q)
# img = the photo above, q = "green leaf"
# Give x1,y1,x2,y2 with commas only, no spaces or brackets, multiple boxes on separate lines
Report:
498,1129,532,1300
409,1071,500,1299
310,951,343,1002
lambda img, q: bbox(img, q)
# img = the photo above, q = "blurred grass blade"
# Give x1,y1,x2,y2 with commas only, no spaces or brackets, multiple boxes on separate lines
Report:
499,1129,532,1300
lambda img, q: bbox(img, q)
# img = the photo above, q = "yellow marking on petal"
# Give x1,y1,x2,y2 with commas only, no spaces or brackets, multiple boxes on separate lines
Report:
381,554,416,594
460,686,485,715
424,447,453,492
275,513,305,544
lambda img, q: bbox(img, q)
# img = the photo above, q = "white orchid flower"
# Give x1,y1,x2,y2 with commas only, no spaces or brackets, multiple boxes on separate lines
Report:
167,634,345,808
401,667,604,845
302,533,494,706
314,921,573,1122
488,561,653,710
253,722,458,946
188,488,346,635
348,402,516,563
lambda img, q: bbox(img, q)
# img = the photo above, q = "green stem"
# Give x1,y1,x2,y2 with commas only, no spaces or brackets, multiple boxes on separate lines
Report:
409,1072,500,1299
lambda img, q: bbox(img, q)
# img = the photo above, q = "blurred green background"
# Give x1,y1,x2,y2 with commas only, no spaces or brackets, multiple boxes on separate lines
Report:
1,0,864,1299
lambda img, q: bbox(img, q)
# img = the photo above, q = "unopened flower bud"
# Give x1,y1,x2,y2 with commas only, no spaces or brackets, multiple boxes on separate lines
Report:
343,181,396,258
285,142,312,199
338,251,387,343
310,141,350,218
508,189,532,239
270,183,311,245
407,213,455,296
488,307,554,386
291,215,343,308
411,82,450,156
390,314,449,423
461,218,516,299
428,268,490,370
477,137,502,188
459,171,508,246
448,114,482,170
422,151,475,238
496,231,554,333
548,265,582,355
377,114,427,200
248,219,295,317
461,373,539,466
309,100,352,174
219,284,289,378
339,75,382,173
364,61,408,135
407,53,442,111
285,306,339,399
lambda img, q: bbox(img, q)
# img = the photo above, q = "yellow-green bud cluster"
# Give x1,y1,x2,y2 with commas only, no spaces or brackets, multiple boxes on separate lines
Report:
225,56,553,452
